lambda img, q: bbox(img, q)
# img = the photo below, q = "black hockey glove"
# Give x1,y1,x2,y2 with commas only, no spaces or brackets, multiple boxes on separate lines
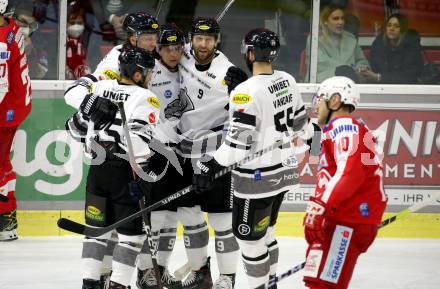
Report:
192,158,225,194
79,93,118,130
224,66,248,95
128,178,154,203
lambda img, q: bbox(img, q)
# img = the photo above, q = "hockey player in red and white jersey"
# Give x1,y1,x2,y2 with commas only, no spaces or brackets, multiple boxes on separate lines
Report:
193,28,315,289
302,76,387,289
0,0,32,242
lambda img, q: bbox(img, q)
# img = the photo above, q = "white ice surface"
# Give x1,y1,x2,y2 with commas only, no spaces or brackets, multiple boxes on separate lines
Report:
0,237,439,289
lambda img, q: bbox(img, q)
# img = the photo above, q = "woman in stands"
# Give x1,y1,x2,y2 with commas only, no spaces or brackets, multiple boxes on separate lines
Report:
366,13,423,84
307,4,370,83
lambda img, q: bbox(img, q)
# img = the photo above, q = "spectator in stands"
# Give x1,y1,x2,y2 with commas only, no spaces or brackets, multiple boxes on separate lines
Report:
66,1,90,79
366,13,423,84
306,4,370,83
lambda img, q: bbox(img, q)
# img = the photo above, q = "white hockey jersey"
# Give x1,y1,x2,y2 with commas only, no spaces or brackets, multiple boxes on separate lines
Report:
149,59,181,145
174,44,233,158
94,44,123,81
64,43,121,109
66,79,160,164
214,70,309,199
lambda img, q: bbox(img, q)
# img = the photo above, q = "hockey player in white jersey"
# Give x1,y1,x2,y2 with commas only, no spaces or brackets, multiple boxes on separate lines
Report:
95,11,160,80
65,47,159,289
167,17,240,289
135,23,185,289
64,12,161,287
193,28,314,289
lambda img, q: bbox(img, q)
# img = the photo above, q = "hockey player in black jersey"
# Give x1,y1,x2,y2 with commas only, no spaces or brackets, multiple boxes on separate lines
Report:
193,28,316,289
168,17,240,289
65,47,160,289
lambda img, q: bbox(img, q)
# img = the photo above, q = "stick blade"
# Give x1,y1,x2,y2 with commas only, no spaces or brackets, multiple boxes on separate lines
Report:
57,218,86,235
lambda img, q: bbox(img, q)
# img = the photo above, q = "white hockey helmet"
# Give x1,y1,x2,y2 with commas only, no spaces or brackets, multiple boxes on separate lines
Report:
316,76,360,110
0,0,7,15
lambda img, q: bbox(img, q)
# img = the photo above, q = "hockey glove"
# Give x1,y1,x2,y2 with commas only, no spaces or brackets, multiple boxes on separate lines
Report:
128,179,153,203
79,93,118,130
192,158,225,194
224,66,248,95
303,196,326,244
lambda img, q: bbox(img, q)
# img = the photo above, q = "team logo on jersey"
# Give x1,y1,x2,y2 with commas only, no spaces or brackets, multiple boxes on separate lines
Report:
0,51,10,60
166,35,177,42
6,31,14,45
164,87,195,119
232,93,252,105
103,69,121,81
282,156,298,168
148,112,156,124
198,25,210,30
268,177,282,186
152,23,159,29
238,224,251,236
85,205,104,222
147,96,160,108
254,216,270,233
164,89,173,99
206,71,216,79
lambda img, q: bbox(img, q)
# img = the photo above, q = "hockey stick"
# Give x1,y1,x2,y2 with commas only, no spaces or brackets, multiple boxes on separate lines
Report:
155,0,167,20
216,0,236,22
58,131,304,237
117,102,163,288
265,191,440,288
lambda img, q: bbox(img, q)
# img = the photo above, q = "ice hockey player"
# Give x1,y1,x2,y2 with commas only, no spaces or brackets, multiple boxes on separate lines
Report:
65,46,160,289
64,11,160,287
95,11,160,80
135,23,185,289
302,76,387,289
192,28,316,289
169,17,240,289
0,0,32,242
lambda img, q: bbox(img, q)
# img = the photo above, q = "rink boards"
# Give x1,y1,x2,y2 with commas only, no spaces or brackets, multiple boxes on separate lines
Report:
11,81,440,237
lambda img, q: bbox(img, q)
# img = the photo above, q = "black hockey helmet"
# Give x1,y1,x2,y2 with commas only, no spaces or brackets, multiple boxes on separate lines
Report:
123,12,159,35
158,23,184,47
190,17,220,40
241,28,280,62
119,46,155,80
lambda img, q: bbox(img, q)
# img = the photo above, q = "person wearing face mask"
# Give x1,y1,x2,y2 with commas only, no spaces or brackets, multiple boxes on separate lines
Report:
305,4,370,83
66,2,90,80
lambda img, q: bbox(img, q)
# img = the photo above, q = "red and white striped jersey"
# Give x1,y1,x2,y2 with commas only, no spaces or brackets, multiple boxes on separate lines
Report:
315,116,387,224
0,18,31,127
